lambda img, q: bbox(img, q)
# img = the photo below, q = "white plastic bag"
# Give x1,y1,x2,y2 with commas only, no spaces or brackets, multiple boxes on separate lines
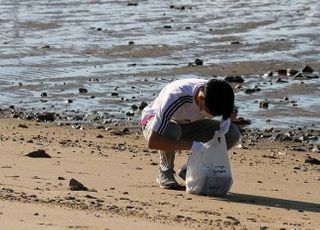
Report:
186,119,233,196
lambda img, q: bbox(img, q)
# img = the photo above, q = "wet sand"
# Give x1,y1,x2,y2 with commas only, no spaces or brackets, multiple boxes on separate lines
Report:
0,118,320,229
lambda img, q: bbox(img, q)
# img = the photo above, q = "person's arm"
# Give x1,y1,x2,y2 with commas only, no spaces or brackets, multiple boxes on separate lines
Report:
148,130,192,151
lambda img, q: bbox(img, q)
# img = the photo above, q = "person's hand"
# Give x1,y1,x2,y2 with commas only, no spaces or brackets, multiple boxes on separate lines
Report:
191,141,203,152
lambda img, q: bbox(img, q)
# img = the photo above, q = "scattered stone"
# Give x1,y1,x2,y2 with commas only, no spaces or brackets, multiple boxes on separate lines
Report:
139,101,148,110
41,45,50,49
127,2,138,6
96,134,104,138
111,92,119,96
58,177,65,180
287,69,299,76
305,156,320,165
41,92,47,98
131,104,138,111
126,111,134,116
259,100,269,109
65,99,73,104
230,40,240,45
277,69,287,75
301,65,313,73
224,76,244,83
244,87,261,94
69,178,88,191
293,73,304,79
128,41,135,45
18,124,28,128
24,150,51,158
36,112,55,122
195,58,203,66
79,88,88,93
164,25,172,29
264,71,273,77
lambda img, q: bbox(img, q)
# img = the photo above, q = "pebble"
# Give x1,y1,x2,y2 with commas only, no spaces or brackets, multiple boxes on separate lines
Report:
41,92,47,98
24,150,51,158
69,178,88,191
293,73,304,79
79,88,88,93
264,70,273,77
65,99,73,104
139,101,148,110
259,100,269,109
128,41,135,45
230,40,240,45
111,92,119,96
224,76,244,83
18,124,28,128
277,69,287,75
301,65,313,73
195,58,203,66
287,69,298,76
305,156,320,165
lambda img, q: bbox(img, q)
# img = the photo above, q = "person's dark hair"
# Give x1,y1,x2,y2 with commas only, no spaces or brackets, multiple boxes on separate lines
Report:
204,79,234,119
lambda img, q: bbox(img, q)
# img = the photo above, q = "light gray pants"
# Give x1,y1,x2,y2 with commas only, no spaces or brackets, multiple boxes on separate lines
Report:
143,119,241,171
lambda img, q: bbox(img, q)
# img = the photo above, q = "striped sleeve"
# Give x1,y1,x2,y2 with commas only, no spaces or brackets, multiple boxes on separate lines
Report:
153,95,193,135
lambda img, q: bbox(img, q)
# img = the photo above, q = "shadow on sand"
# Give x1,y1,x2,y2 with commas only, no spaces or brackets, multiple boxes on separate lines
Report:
215,193,320,213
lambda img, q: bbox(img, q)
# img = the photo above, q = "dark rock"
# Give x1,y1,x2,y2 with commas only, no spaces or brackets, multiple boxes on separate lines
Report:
301,65,313,73
58,177,65,180
185,26,191,30
195,58,203,66
164,25,172,29
41,92,47,98
230,40,240,45
224,76,244,83
25,150,51,158
287,69,299,76
126,111,134,116
69,178,88,191
277,69,287,75
79,88,88,93
65,99,73,104
18,124,28,128
9,105,15,110
41,45,50,49
245,87,261,94
293,73,304,79
96,134,104,138
305,156,320,165
111,92,119,96
259,101,269,109
139,101,148,110
128,41,135,45
131,104,138,111
127,2,138,6
36,112,55,122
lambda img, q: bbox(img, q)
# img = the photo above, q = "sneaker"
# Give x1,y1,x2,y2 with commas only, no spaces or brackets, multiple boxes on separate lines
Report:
177,165,187,181
156,169,180,189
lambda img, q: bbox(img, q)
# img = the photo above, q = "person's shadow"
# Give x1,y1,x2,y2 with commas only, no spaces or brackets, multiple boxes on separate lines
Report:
214,193,320,213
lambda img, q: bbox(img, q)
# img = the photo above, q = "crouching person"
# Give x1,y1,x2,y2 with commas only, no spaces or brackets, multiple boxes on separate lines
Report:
140,78,241,189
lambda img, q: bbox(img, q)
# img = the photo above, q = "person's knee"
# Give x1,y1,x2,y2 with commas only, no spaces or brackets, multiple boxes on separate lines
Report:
226,124,241,149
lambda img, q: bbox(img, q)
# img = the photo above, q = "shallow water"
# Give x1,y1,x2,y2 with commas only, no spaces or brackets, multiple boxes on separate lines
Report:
0,0,319,129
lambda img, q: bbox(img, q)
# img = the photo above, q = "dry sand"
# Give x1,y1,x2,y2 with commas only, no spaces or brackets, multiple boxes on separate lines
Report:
0,118,319,230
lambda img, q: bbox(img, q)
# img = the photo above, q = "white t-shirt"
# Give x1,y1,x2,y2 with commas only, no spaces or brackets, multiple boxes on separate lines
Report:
140,78,208,135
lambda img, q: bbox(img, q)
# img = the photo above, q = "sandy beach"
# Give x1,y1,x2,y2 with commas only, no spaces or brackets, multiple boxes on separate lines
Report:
0,0,320,229
0,118,319,229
